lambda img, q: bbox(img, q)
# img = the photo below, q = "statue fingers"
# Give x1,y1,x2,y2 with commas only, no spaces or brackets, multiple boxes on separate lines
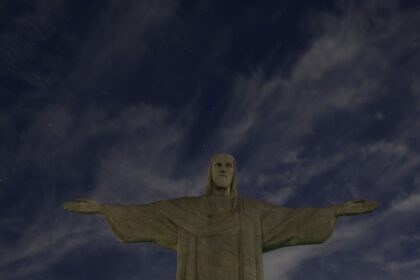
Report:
366,200,380,211
345,200,365,208
355,202,376,213
76,198,95,203
63,202,81,212
335,200,380,216
62,202,71,210
348,200,380,214
372,200,380,208
63,201,96,213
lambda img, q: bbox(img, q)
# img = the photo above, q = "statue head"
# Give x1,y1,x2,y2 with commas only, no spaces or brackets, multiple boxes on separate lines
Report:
206,153,237,196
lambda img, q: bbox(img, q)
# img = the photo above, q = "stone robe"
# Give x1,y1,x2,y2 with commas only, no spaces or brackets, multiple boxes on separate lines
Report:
103,196,336,280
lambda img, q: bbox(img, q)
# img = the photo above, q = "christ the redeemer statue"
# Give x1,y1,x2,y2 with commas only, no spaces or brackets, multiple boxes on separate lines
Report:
63,153,379,280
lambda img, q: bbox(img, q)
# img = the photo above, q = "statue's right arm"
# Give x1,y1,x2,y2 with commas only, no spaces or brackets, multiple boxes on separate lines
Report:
63,199,105,215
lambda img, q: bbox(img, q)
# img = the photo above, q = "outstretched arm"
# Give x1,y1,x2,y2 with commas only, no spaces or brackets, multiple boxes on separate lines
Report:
63,199,178,249
335,200,380,217
261,199,379,252
63,199,105,214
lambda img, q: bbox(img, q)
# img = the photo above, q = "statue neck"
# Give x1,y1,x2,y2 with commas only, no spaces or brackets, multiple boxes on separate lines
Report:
211,185,231,196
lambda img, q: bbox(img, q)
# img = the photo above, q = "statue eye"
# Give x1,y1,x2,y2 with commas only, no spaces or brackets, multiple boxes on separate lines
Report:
226,163,232,168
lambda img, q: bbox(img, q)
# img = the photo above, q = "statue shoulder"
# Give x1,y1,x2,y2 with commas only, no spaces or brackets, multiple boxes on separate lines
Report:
162,196,206,211
241,197,275,211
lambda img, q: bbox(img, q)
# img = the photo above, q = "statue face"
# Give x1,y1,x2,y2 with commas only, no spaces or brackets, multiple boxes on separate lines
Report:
211,154,234,190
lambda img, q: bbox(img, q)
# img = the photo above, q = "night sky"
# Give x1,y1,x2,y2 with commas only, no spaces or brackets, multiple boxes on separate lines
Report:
1,0,420,279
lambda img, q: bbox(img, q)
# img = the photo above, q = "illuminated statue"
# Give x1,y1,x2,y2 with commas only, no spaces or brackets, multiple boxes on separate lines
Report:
64,153,379,280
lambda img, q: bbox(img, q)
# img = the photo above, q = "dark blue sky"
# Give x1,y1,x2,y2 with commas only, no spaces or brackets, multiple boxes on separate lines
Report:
1,0,420,279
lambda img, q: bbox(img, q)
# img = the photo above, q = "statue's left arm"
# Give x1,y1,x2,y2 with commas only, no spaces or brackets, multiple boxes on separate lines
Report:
261,200,379,253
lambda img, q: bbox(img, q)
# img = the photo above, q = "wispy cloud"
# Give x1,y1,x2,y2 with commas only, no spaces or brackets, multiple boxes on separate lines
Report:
391,191,420,212
66,0,179,92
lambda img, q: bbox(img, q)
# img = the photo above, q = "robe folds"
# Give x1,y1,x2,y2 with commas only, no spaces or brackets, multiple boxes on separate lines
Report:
103,196,336,280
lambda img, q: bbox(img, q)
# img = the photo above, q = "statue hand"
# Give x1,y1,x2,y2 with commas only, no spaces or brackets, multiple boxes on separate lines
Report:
63,199,104,214
336,200,380,217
